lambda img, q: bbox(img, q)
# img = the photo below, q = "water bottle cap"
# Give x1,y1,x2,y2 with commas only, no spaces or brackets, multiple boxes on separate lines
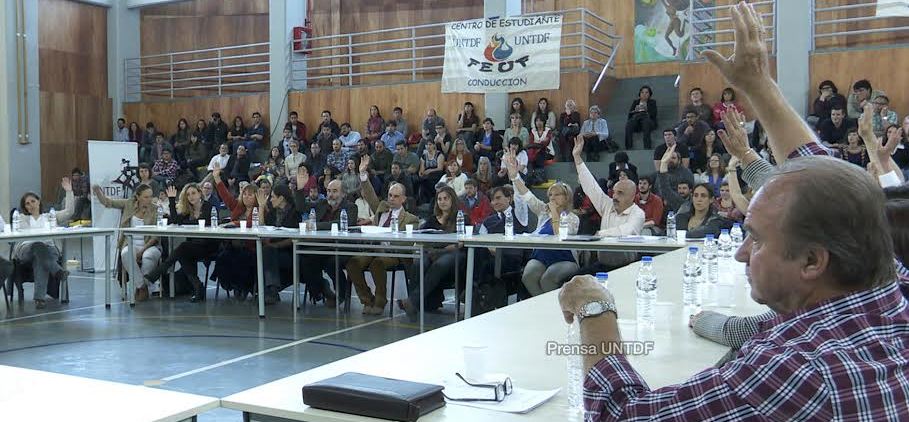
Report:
733,223,741,228
667,211,674,216
721,229,729,234
705,234,715,240
595,272,608,279
641,256,653,262
688,246,699,253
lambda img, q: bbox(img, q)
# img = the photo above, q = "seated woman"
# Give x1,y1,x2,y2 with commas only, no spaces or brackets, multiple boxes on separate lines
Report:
497,138,528,184
436,160,468,198
143,183,216,303
93,183,160,301
715,181,745,224
712,87,746,129
447,138,474,175
417,141,445,204
695,153,726,196
260,146,286,185
210,162,264,299
261,184,300,304
399,186,469,317
474,156,494,193
676,183,728,239
840,128,870,169
503,151,579,296
136,163,161,197
13,178,75,308
341,158,361,198
608,152,638,189
527,115,554,169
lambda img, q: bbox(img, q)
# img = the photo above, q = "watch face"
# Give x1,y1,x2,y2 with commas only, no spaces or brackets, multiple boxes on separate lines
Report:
583,302,605,316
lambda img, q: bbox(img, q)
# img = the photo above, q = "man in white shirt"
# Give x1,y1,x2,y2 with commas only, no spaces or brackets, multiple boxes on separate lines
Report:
114,118,129,142
338,123,362,153
573,137,645,271
207,143,231,172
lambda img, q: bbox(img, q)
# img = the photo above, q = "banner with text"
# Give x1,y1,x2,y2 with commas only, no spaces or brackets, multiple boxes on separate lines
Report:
88,141,139,271
877,0,909,17
442,14,562,93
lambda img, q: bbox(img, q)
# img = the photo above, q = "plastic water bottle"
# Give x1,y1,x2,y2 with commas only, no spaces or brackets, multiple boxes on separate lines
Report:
666,211,676,240
566,319,583,412
340,209,348,233
251,207,260,228
12,210,21,232
456,210,465,236
48,208,57,229
730,223,744,247
390,214,399,234
558,211,569,240
156,207,164,228
308,208,317,232
596,272,608,288
683,247,702,312
636,257,657,329
210,212,218,229
718,229,733,259
703,235,718,284
504,212,514,237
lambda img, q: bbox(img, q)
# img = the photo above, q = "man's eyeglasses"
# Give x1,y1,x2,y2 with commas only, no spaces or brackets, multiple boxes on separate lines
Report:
443,373,514,402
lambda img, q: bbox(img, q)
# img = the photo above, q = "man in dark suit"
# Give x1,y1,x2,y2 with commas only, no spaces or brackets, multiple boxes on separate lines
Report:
346,156,420,315
297,179,358,307
474,186,530,298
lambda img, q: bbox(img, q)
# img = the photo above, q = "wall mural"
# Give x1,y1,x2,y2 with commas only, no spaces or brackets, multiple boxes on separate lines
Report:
634,0,701,64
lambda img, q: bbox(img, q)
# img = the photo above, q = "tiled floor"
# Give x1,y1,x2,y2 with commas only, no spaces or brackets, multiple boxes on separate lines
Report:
1,271,462,421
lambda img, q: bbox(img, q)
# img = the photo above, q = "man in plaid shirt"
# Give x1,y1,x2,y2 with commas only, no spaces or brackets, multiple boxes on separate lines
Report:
559,3,909,420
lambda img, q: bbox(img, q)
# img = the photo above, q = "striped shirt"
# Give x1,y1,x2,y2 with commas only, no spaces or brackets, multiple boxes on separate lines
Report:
584,277,909,421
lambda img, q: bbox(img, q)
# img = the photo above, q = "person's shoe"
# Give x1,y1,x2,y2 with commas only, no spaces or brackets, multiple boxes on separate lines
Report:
366,304,385,315
135,286,149,302
264,290,280,305
189,275,205,303
34,299,46,310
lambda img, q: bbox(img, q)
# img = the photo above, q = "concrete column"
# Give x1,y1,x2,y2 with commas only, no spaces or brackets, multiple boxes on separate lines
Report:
108,0,140,126
0,0,41,210
269,0,306,147
775,0,812,115
483,0,522,128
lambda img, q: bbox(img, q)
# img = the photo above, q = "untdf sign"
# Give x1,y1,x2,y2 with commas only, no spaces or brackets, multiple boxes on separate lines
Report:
442,14,562,93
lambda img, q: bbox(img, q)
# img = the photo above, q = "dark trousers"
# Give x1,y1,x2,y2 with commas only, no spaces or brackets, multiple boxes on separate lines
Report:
301,255,349,301
407,250,466,310
264,247,293,291
146,240,219,285
625,114,655,149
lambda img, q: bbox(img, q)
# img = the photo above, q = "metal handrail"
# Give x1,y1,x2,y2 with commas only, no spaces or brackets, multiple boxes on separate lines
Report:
687,0,777,59
293,7,620,89
812,0,909,51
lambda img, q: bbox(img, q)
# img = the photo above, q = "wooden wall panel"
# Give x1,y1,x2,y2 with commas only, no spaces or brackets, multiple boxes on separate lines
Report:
677,59,777,121
140,0,269,55
814,0,909,50
38,0,111,197
122,93,270,149
810,47,909,119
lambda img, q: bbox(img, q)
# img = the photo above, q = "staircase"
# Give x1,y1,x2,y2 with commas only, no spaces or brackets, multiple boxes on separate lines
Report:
539,75,681,190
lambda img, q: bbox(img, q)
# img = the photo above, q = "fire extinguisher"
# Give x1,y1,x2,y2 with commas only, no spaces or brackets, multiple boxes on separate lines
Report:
293,20,313,54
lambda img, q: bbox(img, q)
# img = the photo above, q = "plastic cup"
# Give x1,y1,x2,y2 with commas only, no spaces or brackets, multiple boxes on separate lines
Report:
462,345,489,382
239,220,247,230
465,226,474,237
198,219,206,230
676,230,687,243
405,224,414,235
161,218,168,228
331,223,339,234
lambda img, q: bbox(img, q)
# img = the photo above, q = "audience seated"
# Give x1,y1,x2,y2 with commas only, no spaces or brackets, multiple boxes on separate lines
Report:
817,105,854,147
655,145,695,214
509,97,531,129
676,106,715,171
683,87,713,124
624,85,658,150
287,111,307,142
152,149,180,185
527,115,555,168
206,113,229,148
417,141,445,203
504,113,529,149
580,105,610,161
608,152,638,189
652,128,690,170
459,179,492,226
391,107,408,138
809,80,847,127
447,138,474,174
694,153,726,196
298,179,354,306
421,108,445,139
862,94,899,137
558,99,582,162
635,175,664,235
473,118,503,163
380,121,405,150
227,116,247,153
847,79,885,120
436,160,468,197
313,110,341,141
456,102,480,144
338,123,361,153
711,87,746,129
245,112,268,154
261,184,300,305
530,97,557,131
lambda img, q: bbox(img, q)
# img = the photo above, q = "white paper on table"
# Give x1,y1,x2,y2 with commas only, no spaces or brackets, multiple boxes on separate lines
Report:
444,381,560,414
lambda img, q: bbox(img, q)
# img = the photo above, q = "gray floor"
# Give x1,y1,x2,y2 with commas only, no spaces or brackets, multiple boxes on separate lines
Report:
1,270,463,421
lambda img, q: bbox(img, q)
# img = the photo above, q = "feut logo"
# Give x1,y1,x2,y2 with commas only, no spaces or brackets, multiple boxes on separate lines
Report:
468,34,529,73
483,34,513,62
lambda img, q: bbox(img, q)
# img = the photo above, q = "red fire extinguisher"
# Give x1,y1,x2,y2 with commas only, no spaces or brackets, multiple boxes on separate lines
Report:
293,20,312,54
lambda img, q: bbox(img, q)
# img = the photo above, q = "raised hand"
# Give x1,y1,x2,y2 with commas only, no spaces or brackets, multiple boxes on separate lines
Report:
658,143,676,173
91,184,103,197
359,155,371,174
884,127,902,157
727,155,741,172
166,185,178,198
572,136,585,162
717,109,751,159
211,162,221,181
295,171,309,190
504,150,518,180
857,102,876,145
61,177,72,192
256,189,268,207
701,2,770,93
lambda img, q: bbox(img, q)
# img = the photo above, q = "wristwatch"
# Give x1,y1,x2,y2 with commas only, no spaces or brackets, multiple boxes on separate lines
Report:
577,300,617,322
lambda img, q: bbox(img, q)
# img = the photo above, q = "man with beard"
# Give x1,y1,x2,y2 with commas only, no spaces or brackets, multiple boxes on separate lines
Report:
297,179,357,307
654,147,695,214
573,137,645,273
635,175,665,235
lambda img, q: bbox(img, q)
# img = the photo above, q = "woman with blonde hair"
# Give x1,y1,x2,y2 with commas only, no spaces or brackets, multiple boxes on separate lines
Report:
143,183,218,302
93,183,161,301
503,151,579,296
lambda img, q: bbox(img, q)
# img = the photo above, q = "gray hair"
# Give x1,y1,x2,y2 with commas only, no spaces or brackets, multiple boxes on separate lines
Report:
769,156,894,289
588,105,601,115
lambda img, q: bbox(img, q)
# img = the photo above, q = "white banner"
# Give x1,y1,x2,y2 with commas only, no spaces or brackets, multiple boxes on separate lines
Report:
88,141,138,271
442,14,562,93
877,0,909,17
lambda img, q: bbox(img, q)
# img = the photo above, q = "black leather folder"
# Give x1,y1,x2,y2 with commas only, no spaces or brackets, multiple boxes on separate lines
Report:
302,372,445,421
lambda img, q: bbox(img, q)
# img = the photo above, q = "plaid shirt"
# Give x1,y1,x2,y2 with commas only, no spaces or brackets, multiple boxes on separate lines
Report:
152,159,180,181
326,150,349,173
788,141,836,159
585,277,909,421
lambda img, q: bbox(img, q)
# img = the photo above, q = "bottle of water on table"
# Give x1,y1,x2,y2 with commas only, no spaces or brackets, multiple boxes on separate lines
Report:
456,210,465,236
308,208,317,232
730,223,744,247
565,319,583,412
48,208,57,230
252,207,260,228
504,212,514,237
340,209,348,234
210,212,218,229
703,235,718,285
12,210,21,232
718,229,732,259
636,256,657,329
683,247,702,315
155,207,164,228
558,211,569,240
666,211,676,240
390,215,399,234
